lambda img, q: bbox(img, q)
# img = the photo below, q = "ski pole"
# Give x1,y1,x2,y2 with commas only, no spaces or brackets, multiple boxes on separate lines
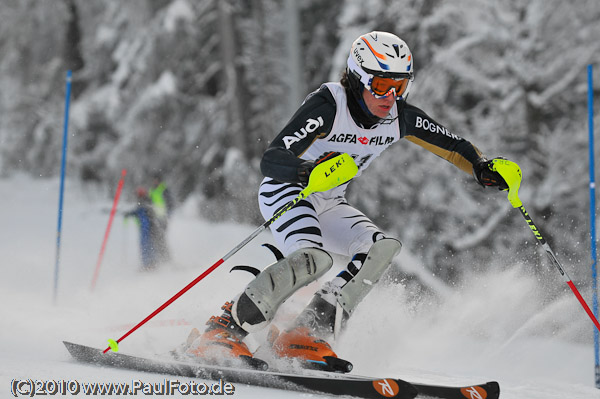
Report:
492,158,600,332
103,153,358,353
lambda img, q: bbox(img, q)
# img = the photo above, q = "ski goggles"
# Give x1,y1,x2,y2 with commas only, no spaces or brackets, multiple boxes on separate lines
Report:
368,76,410,98
347,55,413,99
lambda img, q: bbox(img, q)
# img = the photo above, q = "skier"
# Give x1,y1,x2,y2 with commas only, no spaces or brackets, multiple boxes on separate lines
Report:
124,187,161,270
186,31,512,369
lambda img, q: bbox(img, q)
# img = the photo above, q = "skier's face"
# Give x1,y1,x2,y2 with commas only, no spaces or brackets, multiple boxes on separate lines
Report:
362,88,395,118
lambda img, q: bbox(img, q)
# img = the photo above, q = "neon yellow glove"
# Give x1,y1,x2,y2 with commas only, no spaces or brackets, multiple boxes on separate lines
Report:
305,153,358,195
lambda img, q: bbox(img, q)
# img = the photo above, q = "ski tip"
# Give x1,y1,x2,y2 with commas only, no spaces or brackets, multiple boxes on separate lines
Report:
480,381,500,399
63,341,77,351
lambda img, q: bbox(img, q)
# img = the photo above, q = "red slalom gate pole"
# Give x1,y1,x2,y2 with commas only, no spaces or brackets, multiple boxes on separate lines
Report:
91,169,127,291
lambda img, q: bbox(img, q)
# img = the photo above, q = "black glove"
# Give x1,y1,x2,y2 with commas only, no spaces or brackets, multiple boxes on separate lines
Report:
473,157,509,190
297,152,342,185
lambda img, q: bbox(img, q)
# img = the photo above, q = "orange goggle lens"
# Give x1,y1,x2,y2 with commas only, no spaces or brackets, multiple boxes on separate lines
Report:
369,76,409,97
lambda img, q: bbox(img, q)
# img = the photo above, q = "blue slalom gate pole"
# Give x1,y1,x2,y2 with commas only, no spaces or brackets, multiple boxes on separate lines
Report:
54,70,72,303
588,64,600,388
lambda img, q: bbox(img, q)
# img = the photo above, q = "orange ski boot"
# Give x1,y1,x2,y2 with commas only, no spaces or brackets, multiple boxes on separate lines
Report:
272,326,352,372
185,301,267,370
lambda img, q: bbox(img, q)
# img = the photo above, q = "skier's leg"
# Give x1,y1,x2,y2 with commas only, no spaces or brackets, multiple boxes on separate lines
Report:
231,247,333,332
155,216,171,263
140,220,155,270
187,180,333,362
229,179,336,332
258,178,326,255
293,202,401,337
187,251,333,363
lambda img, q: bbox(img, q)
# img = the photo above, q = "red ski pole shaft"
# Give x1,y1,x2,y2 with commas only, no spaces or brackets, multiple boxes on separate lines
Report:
102,153,359,353
91,169,127,291
518,205,600,332
102,189,309,353
492,158,600,332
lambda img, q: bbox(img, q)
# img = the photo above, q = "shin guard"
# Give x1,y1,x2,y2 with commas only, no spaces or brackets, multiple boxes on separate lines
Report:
337,238,402,317
232,248,333,332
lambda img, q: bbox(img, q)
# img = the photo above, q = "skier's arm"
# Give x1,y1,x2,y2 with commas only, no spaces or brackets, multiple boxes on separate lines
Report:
124,209,136,218
260,87,336,184
400,103,484,174
400,103,508,188
124,208,142,220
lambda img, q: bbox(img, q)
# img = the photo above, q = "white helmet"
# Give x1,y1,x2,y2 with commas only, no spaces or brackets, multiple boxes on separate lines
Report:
347,31,414,100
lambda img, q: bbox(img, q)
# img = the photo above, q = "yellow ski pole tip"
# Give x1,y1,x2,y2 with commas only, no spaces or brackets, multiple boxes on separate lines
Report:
107,339,119,352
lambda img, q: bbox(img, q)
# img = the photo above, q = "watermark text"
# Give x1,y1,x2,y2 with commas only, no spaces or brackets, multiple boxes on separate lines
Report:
10,378,236,396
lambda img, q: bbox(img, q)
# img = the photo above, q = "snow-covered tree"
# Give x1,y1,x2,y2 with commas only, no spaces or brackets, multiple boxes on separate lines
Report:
0,0,599,286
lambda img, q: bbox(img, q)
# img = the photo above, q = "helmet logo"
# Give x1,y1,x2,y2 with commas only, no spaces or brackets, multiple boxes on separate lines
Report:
361,36,390,70
353,48,364,64
361,37,387,61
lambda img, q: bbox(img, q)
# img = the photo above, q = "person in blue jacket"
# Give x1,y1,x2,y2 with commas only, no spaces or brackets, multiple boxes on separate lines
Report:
124,187,161,270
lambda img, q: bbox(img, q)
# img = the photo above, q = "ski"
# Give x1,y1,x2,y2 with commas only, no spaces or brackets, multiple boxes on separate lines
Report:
63,341,499,398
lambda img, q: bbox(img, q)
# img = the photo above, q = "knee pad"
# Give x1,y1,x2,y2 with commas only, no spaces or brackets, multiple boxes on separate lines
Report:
232,247,333,332
337,238,402,316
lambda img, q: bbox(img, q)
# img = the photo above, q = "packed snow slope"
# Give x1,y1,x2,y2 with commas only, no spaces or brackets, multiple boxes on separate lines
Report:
0,175,598,398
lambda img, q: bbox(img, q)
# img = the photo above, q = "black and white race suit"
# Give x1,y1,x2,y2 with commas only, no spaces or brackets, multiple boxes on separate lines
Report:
259,82,483,262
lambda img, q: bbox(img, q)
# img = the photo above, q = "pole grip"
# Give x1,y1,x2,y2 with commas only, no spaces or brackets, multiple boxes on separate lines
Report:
491,158,522,208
